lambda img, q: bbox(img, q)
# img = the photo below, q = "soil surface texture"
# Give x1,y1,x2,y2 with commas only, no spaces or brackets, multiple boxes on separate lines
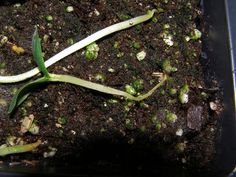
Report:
0,0,222,174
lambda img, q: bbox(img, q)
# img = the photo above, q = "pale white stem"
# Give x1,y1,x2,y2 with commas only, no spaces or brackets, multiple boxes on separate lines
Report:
0,10,156,83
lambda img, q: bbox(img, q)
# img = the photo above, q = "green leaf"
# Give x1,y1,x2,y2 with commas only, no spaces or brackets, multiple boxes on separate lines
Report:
8,77,49,114
32,27,49,77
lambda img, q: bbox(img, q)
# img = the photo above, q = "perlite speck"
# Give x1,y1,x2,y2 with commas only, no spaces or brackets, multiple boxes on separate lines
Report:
136,51,146,61
66,6,74,13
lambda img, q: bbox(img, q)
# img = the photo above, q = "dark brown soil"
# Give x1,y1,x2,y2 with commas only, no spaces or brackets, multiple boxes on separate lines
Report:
0,0,221,173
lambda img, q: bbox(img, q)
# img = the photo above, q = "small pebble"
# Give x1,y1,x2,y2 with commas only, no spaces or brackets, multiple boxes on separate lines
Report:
136,51,146,61
176,128,183,136
209,101,217,111
66,6,74,13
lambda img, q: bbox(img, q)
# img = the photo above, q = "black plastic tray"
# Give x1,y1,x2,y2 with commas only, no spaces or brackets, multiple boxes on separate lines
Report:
0,0,236,176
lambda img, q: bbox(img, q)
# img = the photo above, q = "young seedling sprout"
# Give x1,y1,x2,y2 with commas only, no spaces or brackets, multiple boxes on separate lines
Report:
8,28,167,114
0,10,157,83
0,140,41,156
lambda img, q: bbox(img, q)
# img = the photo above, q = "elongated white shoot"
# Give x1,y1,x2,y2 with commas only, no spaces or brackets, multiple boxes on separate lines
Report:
0,10,156,83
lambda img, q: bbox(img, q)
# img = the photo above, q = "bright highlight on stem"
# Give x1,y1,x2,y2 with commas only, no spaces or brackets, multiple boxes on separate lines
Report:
0,9,156,83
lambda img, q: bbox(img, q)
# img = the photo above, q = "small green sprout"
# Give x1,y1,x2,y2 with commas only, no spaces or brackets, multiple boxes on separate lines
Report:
155,121,162,131
169,88,177,95
132,79,144,91
165,109,177,123
0,140,41,156
133,41,141,49
58,116,67,125
125,84,137,95
85,42,99,60
151,115,162,131
45,15,53,22
29,122,40,135
162,59,177,73
179,84,189,104
190,29,202,40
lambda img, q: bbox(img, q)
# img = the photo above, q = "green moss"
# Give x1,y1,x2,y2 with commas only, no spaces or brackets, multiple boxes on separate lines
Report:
57,116,67,125
29,122,39,135
125,84,137,95
160,89,165,95
45,15,53,22
155,121,162,131
162,59,177,73
132,41,141,49
165,110,177,123
85,42,99,60
169,88,177,95
190,29,202,40
151,115,162,131
178,84,189,104
132,79,144,91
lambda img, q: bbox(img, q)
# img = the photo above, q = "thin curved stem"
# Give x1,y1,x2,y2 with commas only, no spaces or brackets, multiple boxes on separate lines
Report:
48,73,167,101
0,10,156,83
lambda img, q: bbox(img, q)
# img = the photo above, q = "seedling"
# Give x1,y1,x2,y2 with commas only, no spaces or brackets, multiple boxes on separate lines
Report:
0,10,157,83
8,28,167,114
0,140,41,156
